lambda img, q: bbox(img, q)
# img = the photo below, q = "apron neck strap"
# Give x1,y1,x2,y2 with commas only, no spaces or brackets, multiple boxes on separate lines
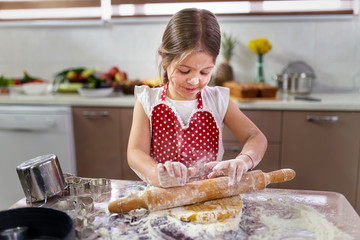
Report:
161,83,203,109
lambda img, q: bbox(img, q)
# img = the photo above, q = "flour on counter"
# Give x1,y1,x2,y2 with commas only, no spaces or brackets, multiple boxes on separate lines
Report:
247,198,354,240
80,183,356,240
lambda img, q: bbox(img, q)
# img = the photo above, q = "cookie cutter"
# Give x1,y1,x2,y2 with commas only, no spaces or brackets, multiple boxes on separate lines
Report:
65,176,81,185
63,176,91,196
74,216,94,239
89,178,111,194
69,182,86,196
89,178,111,202
63,173,75,179
50,196,94,218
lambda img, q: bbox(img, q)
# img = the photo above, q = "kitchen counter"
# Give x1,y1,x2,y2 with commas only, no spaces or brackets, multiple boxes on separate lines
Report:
1,91,360,111
9,179,360,239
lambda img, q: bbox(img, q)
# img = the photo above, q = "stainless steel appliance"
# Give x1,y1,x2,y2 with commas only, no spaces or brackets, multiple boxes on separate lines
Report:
273,60,316,95
0,105,76,210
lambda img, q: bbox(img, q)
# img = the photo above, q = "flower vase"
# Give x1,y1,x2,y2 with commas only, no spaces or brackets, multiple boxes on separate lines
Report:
256,54,265,83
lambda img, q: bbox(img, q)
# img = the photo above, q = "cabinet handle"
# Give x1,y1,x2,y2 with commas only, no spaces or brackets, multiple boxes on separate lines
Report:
306,115,339,123
82,111,109,118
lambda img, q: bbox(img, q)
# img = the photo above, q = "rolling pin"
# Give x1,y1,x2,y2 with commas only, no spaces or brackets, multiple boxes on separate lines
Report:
108,169,295,213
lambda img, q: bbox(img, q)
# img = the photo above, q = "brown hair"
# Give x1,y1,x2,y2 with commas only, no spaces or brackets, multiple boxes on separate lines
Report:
158,8,221,83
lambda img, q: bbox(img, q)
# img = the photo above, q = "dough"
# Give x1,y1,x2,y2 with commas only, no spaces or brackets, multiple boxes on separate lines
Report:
168,195,243,223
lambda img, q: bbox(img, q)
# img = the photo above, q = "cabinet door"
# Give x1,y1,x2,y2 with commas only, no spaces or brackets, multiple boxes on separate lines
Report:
73,107,122,179
223,110,282,143
119,108,140,180
357,161,360,214
281,111,360,206
223,110,282,172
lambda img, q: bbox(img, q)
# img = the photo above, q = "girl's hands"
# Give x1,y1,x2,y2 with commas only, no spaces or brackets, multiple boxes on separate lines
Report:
157,161,197,188
205,155,252,186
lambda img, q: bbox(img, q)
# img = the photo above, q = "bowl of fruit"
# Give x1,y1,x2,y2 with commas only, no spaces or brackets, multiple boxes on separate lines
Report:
14,71,50,95
22,82,51,95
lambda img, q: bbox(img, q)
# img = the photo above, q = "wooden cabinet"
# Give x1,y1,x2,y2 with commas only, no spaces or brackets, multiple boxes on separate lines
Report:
222,110,282,172
73,107,139,180
357,159,360,214
119,108,140,180
280,111,360,207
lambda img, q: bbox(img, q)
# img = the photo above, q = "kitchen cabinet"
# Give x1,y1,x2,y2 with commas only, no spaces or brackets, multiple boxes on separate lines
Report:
222,110,282,172
119,108,140,180
357,161,360,214
280,111,360,207
73,107,139,180
73,107,122,179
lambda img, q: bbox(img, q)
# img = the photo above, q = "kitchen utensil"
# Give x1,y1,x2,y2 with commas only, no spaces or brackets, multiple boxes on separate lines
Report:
65,176,81,185
90,178,111,202
63,173,75,179
274,60,316,95
0,226,28,240
50,196,94,219
282,60,315,75
74,217,94,239
63,176,91,196
89,178,111,194
108,169,296,213
294,96,321,102
16,154,66,204
0,207,74,240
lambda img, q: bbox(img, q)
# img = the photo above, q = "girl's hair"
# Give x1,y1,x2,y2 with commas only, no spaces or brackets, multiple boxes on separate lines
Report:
158,8,221,83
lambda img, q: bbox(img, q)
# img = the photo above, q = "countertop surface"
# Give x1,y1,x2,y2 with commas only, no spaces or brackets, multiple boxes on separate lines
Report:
9,179,360,240
1,91,360,111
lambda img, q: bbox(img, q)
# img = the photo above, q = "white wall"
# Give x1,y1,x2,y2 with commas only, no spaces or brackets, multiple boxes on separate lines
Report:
0,13,359,93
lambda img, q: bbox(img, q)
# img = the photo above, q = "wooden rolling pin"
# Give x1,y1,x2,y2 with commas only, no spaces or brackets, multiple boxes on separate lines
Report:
108,169,295,213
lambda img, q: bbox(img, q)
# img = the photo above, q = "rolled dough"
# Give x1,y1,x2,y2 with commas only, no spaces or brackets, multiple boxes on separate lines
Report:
168,195,243,223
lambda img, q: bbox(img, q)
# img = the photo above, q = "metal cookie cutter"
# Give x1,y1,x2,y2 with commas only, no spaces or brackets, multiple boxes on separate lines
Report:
74,216,95,239
89,178,111,202
50,196,94,219
63,176,91,196
63,172,74,179
65,176,81,185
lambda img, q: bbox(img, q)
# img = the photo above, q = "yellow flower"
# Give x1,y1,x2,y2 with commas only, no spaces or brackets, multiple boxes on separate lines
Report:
248,38,272,55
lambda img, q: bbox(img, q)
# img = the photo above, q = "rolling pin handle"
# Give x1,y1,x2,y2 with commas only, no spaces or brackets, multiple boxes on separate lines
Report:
266,169,296,185
108,193,148,213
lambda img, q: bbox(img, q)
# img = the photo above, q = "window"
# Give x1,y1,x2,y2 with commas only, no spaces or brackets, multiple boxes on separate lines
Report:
0,0,357,21
112,0,357,17
0,0,104,21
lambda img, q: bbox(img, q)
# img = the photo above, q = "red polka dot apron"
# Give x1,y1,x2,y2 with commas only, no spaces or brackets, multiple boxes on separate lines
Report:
150,83,220,180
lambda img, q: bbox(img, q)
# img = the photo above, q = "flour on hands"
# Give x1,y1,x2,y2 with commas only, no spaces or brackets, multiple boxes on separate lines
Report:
158,161,197,188
205,155,252,186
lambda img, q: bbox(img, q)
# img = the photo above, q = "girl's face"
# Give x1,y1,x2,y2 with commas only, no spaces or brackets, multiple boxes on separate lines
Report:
166,51,215,101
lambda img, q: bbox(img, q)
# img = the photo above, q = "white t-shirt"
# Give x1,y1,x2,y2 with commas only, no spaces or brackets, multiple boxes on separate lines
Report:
166,98,197,125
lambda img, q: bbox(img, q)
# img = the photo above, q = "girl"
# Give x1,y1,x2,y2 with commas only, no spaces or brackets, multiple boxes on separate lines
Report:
127,8,267,188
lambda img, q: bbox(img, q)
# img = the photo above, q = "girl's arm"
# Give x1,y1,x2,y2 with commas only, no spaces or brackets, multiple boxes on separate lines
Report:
127,100,195,187
127,100,158,184
206,99,268,185
224,99,268,167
